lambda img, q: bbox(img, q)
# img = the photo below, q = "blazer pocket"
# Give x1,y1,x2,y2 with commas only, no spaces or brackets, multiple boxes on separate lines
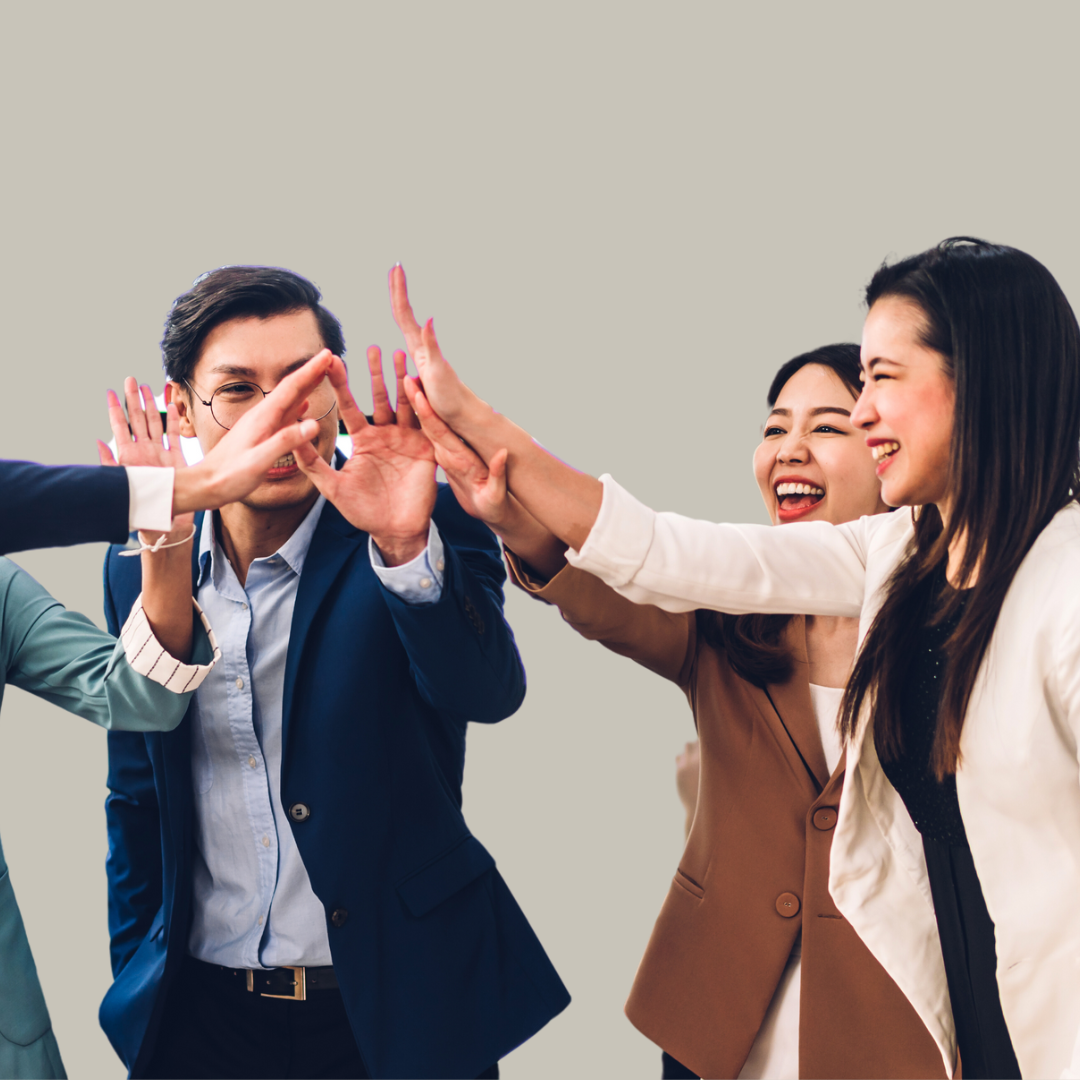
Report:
396,835,496,918
673,867,705,900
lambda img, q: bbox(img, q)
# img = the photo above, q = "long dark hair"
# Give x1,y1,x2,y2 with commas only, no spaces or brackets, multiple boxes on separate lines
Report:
698,343,863,686
839,238,1080,777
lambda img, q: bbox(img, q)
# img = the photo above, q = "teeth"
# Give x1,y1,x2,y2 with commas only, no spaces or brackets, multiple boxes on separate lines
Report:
871,441,900,461
775,482,825,497
273,453,296,468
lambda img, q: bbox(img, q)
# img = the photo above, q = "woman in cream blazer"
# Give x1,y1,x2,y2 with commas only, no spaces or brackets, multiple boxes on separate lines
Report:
385,240,1080,1077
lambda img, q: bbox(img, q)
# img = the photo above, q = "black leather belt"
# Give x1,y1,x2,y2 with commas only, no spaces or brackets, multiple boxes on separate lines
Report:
203,959,338,1000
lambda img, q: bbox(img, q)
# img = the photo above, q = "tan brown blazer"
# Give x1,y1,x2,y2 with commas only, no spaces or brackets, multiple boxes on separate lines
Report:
508,553,945,1080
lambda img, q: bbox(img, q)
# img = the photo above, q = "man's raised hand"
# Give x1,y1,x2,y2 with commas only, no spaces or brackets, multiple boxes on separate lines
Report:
293,347,437,566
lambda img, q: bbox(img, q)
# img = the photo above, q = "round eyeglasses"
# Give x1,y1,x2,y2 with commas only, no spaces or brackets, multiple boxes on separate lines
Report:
183,377,336,431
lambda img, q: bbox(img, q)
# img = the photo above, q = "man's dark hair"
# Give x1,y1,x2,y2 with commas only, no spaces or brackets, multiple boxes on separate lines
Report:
161,266,346,384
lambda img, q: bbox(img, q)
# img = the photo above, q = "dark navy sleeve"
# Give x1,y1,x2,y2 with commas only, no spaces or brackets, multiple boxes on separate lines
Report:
376,486,527,725
0,460,129,555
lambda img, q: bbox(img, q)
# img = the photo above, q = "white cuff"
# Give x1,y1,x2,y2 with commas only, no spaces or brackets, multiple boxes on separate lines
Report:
369,520,445,604
120,594,221,692
126,467,175,533
565,474,656,588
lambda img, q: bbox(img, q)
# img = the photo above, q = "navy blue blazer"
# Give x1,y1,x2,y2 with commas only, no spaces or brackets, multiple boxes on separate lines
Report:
0,460,129,554
100,486,569,1078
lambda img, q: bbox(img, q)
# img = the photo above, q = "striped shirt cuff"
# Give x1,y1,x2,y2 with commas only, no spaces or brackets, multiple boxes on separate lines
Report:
119,594,221,693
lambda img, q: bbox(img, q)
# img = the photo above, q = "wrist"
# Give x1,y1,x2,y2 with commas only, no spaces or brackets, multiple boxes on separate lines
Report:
371,531,429,567
173,464,221,515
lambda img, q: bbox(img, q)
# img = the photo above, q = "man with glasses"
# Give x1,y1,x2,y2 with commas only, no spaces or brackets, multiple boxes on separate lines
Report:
99,267,569,1079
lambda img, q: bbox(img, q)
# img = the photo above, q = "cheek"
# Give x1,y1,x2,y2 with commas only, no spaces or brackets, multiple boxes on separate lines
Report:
752,444,774,494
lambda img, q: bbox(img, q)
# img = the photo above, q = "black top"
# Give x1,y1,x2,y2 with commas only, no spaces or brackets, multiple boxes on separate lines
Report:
879,581,1021,1079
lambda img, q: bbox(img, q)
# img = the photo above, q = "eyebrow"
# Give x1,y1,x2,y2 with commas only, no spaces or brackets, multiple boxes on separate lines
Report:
206,355,319,380
767,406,852,419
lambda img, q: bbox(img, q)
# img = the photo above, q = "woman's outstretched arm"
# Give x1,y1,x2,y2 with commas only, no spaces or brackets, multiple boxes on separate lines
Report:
391,265,604,552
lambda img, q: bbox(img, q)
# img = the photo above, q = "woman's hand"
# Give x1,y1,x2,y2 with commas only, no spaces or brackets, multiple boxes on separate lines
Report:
99,377,195,660
675,739,701,838
99,378,194,546
408,383,568,578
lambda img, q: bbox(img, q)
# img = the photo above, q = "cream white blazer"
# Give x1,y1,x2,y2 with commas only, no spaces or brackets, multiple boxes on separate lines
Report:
568,476,1080,1080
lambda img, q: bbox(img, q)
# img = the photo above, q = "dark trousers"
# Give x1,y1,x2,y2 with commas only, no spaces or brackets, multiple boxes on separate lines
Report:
144,955,499,1079
661,1050,699,1079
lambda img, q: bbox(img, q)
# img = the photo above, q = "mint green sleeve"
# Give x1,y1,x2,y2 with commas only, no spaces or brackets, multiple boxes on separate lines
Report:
0,558,211,731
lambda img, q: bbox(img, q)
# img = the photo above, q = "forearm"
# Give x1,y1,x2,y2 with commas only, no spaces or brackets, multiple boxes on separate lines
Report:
455,404,603,552
139,539,194,662
488,495,569,580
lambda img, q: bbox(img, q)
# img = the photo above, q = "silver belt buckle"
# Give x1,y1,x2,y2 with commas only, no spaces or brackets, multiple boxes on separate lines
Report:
247,965,307,1001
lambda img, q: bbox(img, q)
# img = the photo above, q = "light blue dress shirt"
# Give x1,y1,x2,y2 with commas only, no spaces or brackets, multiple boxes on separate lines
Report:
187,498,443,969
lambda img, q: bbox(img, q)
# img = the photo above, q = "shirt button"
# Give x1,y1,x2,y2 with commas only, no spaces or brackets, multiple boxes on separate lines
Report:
248,756,257,769
436,559,445,572
775,892,801,918
261,835,270,847
420,577,432,589
258,916,264,926
235,677,244,690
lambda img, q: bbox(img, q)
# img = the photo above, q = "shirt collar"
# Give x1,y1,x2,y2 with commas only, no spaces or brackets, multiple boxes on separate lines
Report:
196,493,327,588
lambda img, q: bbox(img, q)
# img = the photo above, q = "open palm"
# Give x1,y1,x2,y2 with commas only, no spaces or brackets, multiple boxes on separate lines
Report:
295,347,436,564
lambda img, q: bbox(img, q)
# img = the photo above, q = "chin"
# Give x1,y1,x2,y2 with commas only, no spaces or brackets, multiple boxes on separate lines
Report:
241,475,317,511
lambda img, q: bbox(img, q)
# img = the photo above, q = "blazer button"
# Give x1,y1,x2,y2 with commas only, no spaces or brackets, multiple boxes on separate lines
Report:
330,908,349,928
775,892,800,918
812,807,838,831
288,803,311,822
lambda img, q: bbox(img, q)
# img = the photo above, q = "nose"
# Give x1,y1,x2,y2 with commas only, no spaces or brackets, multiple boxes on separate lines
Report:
850,383,876,430
776,428,809,464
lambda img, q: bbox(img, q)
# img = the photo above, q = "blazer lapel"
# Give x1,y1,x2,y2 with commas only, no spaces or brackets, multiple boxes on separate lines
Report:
763,616,831,792
281,503,364,756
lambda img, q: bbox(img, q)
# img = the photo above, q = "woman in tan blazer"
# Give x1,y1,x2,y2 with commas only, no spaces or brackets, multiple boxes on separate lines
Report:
408,339,945,1078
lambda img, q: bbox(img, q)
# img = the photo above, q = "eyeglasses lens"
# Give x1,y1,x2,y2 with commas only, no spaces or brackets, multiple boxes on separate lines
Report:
210,379,336,430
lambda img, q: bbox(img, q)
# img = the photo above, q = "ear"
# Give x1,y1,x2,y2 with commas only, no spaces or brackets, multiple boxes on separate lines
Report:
170,381,199,439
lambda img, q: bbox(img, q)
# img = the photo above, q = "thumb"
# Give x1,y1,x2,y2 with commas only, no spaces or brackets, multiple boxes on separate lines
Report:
292,439,339,497
485,448,509,500
97,440,118,466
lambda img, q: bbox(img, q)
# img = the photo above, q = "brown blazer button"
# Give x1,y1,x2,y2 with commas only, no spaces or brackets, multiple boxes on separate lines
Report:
330,908,349,928
813,807,838,831
775,892,800,918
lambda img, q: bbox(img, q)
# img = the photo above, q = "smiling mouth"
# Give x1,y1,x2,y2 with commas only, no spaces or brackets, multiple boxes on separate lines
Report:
871,441,900,463
271,452,296,469
775,481,824,512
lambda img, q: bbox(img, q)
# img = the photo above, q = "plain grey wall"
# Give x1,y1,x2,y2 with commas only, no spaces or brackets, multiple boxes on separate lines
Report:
1,2,1077,1076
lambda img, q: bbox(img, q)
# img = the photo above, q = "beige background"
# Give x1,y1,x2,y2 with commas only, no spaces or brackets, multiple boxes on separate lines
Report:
1,2,1077,1076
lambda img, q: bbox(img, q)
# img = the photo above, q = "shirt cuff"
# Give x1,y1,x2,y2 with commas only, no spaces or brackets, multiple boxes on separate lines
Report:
369,520,445,604
565,474,657,588
119,594,221,692
126,467,175,533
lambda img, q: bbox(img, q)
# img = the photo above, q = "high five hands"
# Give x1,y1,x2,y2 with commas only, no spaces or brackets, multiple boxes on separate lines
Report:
293,348,437,566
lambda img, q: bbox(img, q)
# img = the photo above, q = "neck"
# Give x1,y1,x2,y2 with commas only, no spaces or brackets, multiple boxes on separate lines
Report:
934,497,976,588
216,494,318,586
